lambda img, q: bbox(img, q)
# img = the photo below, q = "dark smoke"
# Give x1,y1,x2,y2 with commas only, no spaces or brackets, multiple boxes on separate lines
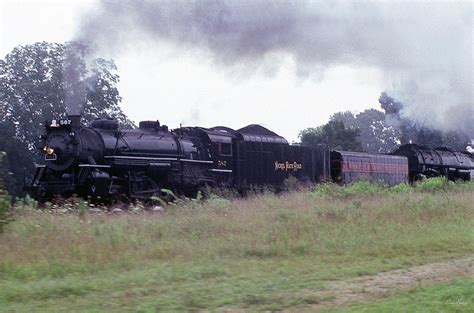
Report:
75,0,473,136
63,42,91,115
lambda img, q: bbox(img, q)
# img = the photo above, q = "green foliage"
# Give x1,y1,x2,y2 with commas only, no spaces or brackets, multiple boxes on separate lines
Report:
312,181,388,198
0,197,12,234
205,193,232,210
299,120,362,151
312,178,466,199
303,93,471,153
0,151,13,234
414,177,454,193
344,180,385,195
389,182,412,193
342,278,474,313
331,109,400,153
0,125,34,197
0,42,133,133
202,185,239,199
150,188,178,206
13,195,38,212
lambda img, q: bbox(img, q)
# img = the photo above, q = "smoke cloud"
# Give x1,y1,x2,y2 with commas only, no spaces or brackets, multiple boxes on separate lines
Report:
75,0,473,136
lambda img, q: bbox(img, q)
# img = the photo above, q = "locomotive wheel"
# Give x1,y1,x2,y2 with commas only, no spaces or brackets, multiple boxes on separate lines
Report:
130,175,160,200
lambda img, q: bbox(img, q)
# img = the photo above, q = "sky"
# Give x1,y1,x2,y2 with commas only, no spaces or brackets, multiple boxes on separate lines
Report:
1,0,471,142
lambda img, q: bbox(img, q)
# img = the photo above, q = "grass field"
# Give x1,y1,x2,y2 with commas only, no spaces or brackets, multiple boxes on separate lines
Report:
0,179,473,311
337,277,474,313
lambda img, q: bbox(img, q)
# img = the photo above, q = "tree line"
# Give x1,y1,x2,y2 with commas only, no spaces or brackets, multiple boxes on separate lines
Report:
299,94,471,153
1,42,471,198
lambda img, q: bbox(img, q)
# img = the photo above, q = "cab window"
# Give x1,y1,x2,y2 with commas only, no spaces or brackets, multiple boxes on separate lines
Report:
219,143,232,156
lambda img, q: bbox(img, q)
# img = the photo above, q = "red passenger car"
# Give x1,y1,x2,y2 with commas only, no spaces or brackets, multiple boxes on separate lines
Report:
331,151,409,185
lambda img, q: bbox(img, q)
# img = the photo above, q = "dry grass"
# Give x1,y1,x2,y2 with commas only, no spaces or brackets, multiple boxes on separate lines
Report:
0,180,473,311
1,182,473,275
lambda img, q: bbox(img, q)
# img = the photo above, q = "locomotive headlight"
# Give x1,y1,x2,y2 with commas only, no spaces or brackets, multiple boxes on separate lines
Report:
43,146,55,155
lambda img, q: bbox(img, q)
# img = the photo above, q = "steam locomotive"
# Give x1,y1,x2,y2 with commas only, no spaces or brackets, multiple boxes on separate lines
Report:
28,115,474,201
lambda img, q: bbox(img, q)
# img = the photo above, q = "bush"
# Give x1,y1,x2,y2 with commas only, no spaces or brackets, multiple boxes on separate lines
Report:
388,182,412,193
311,178,473,199
344,181,385,195
13,195,38,212
311,182,345,198
0,150,12,232
311,181,386,198
414,177,454,193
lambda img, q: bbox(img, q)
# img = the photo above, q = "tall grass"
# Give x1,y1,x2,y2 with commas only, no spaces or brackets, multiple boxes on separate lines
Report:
0,179,473,311
1,179,473,281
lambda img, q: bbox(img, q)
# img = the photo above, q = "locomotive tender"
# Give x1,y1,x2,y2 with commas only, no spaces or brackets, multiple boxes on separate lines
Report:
29,115,474,201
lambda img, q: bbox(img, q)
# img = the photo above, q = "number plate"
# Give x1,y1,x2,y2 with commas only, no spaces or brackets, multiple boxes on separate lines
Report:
45,154,57,161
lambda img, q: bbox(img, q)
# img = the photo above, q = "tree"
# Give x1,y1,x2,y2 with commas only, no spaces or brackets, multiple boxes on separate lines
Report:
331,109,400,153
0,41,134,196
299,120,362,151
0,150,13,234
0,122,34,197
0,42,133,147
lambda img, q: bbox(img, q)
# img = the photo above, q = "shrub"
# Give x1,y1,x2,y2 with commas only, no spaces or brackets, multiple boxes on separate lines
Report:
311,182,345,198
13,195,38,211
344,181,385,195
311,181,386,198
388,182,412,194
414,177,454,193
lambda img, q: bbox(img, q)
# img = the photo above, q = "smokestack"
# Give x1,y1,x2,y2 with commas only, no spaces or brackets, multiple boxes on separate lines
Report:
68,115,81,129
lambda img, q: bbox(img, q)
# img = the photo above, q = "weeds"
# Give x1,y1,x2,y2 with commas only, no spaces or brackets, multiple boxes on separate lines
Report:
0,178,473,311
312,177,471,199
2,179,473,272
0,165,12,233
13,195,38,212
414,176,455,192
0,196,12,234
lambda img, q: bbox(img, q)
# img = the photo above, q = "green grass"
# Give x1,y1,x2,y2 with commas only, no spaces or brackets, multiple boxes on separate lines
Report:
337,278,474,313
0,180,473,311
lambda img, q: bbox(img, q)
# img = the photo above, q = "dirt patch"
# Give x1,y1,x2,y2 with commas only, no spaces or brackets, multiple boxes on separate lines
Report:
286,256,474,312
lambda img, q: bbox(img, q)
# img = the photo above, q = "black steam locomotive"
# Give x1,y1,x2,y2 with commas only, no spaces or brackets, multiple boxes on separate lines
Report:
28,115,474,201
